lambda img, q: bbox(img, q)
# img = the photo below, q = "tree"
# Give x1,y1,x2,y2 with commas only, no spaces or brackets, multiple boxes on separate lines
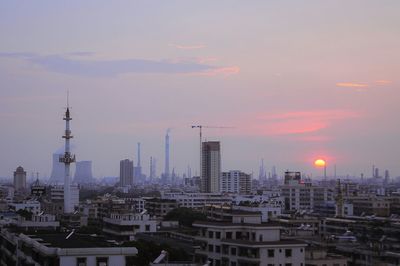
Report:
164,207,207,227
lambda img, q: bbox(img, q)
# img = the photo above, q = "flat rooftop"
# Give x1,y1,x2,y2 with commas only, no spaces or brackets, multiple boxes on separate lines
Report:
193,221,282,227
25,232,119,249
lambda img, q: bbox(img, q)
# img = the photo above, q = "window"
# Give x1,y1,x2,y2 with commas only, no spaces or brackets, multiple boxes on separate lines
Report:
208,244,214,252
226,232,232,239
209,231,214,238
145,225,150,231
96,257,108,266
216,231,221,239
231,247,236,255
285,249,292,257
215,245,221,253
77,257,87,266
268,249,275,257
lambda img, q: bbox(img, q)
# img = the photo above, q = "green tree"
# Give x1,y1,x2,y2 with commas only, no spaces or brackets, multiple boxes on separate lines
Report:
164,207,207,227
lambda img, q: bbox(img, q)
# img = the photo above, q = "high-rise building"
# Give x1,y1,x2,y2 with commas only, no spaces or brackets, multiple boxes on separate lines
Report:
149,156,156,181
258,159,266,181
13,166,27,191
221,170,252,194
201,141,221,193
120,159,134,186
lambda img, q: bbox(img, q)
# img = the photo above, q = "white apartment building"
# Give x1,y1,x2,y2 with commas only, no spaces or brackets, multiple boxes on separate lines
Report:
193,218,306,266
281,183,333,211
232,202,283,222
161,191,231,209
103,212,157,241
221,171,252,195
14,214,60,230
0,229,137,266
51,185,80,211
9,200,41,215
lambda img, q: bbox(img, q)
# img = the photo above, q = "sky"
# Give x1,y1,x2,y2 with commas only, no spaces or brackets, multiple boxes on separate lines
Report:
0,1,399,179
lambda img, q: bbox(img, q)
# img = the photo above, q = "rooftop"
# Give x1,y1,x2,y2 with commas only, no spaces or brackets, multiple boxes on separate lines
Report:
193,220,282,228
221,239,307,247
24,232,119,249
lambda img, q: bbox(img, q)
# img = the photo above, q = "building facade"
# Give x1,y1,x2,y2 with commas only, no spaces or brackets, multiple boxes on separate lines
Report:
13,166,26,192
221,171,252,195
120,159,134,187
201,141,221,193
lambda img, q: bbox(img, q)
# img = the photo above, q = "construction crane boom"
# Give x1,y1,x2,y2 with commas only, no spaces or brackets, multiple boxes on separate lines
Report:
191,125,234,191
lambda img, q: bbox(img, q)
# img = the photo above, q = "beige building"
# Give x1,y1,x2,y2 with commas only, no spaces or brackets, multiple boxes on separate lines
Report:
13,166,26,192
201,141,221,193
221,170,252,195
194,208,306,266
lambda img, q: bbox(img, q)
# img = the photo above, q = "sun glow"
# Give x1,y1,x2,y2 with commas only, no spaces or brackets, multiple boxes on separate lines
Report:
314,159,326,167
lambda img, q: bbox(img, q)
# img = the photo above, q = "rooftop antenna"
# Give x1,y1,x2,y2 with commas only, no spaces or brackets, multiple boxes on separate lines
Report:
66,229,75,239
67,89,70,108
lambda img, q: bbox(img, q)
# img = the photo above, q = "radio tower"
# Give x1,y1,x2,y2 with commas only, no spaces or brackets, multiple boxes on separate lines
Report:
59,94,76,213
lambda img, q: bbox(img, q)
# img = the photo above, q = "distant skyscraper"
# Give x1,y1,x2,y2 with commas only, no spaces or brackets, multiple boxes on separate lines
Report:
258,159,266,181
149,156,156,180
120,159,134,186
384,170,390,184
271,166,277,179
375,167,380,178
201,141,221,193
73,161,93,184
13,166,27,191
162,129,170,184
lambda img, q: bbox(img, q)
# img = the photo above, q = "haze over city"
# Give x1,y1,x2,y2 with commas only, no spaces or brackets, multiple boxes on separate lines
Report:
1,1,399,178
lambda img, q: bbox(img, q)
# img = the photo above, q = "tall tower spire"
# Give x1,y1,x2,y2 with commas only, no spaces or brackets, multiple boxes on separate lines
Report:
137,142,141,167
59,95,75,214
164,129,170,183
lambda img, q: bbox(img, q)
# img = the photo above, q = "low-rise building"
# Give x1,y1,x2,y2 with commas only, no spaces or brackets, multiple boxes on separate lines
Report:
193,220,306,266
305,248,348,266
0,228,137,266
103,212,157,241
8,200,41,215
145,198,179,218
161,191,231,209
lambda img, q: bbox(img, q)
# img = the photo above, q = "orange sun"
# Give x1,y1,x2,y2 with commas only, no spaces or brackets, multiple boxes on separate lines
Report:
314,159,326,167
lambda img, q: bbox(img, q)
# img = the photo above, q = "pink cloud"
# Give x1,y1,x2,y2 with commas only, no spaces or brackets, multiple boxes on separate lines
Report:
236,109,360,137
291,135,332,142
169,43,206,50
336,82,368,88
198,66,240,76
375,80,392,85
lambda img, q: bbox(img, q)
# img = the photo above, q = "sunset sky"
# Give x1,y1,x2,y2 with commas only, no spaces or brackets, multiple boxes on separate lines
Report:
1,1,399,179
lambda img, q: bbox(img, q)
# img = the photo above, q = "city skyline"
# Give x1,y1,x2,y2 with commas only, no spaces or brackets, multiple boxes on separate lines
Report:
0,1,399,178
